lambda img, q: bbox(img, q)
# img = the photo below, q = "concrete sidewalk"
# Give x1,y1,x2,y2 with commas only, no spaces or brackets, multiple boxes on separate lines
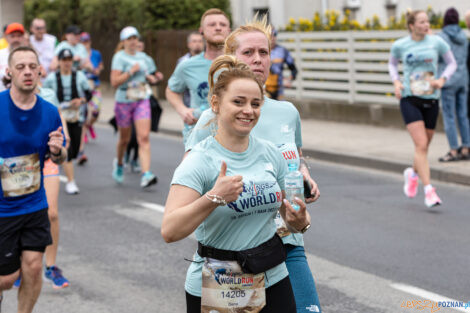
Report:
98,91,470,186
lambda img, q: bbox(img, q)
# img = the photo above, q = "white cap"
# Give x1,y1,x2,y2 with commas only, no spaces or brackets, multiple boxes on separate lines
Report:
120,26,140,41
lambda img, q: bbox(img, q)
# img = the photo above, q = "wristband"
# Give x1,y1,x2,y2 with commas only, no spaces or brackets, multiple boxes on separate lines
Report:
51,149,62,157
205,193,227,206
300,223,311,234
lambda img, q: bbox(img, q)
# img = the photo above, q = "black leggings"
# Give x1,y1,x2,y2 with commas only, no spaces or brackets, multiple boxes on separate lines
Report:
185,276,296,313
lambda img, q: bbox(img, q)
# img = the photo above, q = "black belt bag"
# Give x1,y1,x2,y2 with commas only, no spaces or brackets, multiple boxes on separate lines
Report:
197,234,286,274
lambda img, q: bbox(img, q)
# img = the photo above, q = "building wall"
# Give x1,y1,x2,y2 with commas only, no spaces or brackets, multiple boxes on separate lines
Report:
0,0,24,31
231,0,470,29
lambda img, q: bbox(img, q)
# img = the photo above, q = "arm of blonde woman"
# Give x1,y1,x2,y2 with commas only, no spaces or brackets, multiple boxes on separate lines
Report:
298,148,320,203
161,161,244,243
279,191,311,233
431,50,457,90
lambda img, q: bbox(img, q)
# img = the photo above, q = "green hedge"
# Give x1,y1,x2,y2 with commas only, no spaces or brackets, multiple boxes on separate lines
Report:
24,0,231,38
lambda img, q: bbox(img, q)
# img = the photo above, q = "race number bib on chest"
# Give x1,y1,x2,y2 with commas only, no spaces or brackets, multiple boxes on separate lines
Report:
60,101,80,123
0,153,41,197
201,259,266,313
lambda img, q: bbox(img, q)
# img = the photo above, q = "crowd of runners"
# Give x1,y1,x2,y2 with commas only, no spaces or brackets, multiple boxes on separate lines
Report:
1,6,470,313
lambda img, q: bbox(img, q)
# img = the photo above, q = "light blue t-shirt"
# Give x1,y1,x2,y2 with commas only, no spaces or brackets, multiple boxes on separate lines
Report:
43,71,90,123
391,35,450,99
54,41,89,69
171,135,288,297
111,50,152,103
185,96,304,247
168,52,212,142
38,87,60,108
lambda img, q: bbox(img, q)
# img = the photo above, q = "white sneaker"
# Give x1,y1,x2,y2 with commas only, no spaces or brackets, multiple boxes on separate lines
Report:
140,172,157,188
65,181,80,194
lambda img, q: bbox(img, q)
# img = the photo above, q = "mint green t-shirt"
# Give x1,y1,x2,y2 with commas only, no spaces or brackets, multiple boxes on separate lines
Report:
184,97,305,247
391,35,450,99
38,87,59,108
43,71,90,123
54,41,89,70
171,135,288,297
167,52,212,142
111,50,152,103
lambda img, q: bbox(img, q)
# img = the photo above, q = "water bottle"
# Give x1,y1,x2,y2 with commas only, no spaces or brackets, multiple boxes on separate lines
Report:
285,162,304,210
193,103,208,120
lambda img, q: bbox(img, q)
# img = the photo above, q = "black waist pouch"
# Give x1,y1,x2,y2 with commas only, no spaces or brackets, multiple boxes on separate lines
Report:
198,234,286,274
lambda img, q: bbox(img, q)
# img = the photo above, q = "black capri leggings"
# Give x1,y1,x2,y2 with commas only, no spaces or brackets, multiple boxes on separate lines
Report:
185,276,296,313
66,121,82,161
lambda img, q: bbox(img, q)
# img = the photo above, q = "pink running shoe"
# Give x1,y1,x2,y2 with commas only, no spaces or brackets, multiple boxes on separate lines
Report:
403,167,419,198
88,125,96,139
424,188,442,208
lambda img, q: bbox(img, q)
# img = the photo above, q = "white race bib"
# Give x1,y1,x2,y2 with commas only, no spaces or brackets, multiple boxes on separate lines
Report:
201,258,266,313
126,82,151,101
0,153,41,197
410,71,435,96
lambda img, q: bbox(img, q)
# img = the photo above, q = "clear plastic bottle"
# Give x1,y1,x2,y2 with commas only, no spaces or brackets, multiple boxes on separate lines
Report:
285,162,304,210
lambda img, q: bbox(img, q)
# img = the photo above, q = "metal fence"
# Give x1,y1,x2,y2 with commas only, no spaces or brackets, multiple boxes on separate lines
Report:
278,29,470,105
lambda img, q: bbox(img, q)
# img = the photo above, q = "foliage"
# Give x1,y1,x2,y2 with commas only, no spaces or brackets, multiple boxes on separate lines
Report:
284,6,459,32
24,0,231,38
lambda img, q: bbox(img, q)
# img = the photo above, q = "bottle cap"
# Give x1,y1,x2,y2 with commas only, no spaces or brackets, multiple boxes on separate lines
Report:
287,163,297,171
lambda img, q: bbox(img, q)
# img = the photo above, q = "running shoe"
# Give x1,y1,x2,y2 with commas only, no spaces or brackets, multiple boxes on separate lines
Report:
13,275,21,288
65,181,80,195
424,188,442,208
112,159,124,184
44,265,69,289
88,125,96,139
403,167,419,198
140,171,157,188
77,153,88,166
130,160,141,173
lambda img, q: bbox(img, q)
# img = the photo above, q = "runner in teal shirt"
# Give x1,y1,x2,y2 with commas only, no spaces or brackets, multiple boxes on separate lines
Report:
111,50,152,103
173,135,289,296
168,52,212,141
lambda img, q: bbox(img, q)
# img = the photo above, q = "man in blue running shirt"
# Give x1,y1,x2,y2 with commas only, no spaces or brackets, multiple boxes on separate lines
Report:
0,46,66,313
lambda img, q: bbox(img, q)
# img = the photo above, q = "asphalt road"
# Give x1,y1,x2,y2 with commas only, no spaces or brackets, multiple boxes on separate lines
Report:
2,126,469,313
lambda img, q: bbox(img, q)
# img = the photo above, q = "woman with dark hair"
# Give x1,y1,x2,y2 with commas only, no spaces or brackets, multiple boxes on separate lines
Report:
437,8,470,161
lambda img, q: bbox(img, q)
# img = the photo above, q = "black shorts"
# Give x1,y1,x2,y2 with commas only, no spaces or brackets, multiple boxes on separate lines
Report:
185,276,296,313
400,96,440,130
67,121,82,161
0,209,52,275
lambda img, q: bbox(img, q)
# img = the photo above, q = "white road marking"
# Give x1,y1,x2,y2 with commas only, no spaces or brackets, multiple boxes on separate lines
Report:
131,200,165,213
390,283,467,312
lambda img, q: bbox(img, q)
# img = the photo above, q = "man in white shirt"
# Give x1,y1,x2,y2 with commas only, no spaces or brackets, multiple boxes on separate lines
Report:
29,18,57,78
0,23,28,91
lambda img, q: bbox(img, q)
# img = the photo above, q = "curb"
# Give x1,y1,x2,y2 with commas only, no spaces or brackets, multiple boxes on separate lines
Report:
301,148,470,187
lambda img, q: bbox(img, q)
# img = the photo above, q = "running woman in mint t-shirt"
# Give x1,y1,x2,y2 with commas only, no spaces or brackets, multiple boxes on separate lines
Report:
110,26,161,188
389,10,456,208
184,17,322,313
162,56,310,313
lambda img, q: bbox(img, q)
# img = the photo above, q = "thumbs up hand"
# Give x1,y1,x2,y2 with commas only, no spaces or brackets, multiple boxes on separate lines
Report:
208,161,244,204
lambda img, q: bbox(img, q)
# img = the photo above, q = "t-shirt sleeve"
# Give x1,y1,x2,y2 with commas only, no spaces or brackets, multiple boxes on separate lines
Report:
390,41,400,59
54,42,63,55
168,62,187,93
171,151,210,195
77,71,91,92
185,109,216,152
111,53,124,71
271,145,287,191
43,73,56,91
146,55,157,73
